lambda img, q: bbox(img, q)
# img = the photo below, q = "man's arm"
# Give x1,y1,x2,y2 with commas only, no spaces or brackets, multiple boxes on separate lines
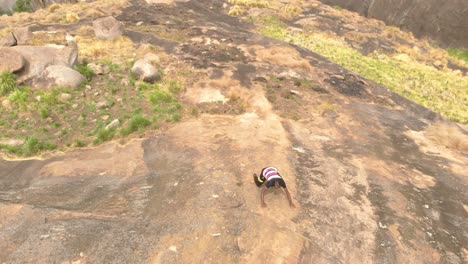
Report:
261,185,267,207
283,187,295,208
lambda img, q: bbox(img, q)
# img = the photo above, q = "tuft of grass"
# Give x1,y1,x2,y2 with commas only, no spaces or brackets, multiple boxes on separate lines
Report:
166,80,184,94
447,48,468,63
74,63,95,82
254,15,468,124
282,4,302,18
228,0,270,8
332,5,343,10
0,72,17,96
228,5,244,16
74,139,86,147
0,136,56,156
121,115,151,136
8,89,28,108
48,3,61,12
93,127,116,145
39,107,50,119
64,12,80,23
76,36,135,61
147,86,183,123
426,122,468,151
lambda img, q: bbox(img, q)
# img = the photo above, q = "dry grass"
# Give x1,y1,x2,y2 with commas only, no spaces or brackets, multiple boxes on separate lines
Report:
228,5,245,16
31,31,66,46
228,0,271,8
426,123,468,151
0,0,128,27
76,36,135,61
252,45,314,72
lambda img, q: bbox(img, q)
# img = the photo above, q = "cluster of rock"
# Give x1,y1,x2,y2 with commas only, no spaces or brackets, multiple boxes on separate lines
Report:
0,25,84,89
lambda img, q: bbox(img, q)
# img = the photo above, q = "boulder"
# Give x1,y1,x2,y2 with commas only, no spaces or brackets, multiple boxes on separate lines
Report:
0,32,17,47
0,48,25,73
12,26,32,45
87,63,109,75
36,65,85,89
92,16,123,40
10,45,77,83
131,59,160,83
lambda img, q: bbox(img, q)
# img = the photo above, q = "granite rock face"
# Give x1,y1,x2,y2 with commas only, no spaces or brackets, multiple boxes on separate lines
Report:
319,0,468,48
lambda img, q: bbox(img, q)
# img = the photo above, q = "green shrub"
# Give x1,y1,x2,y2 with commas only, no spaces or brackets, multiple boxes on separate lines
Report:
121,115,151,136
13,0,33,13
149,90,175,105
0,72,16,96
74,64,94,82
8,89,27,107
93,127,116,145
0,136,57,156
447,48,468,62
39,107,50,119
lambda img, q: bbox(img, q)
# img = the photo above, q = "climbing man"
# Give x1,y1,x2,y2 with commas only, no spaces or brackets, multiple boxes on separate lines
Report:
253,166,295,208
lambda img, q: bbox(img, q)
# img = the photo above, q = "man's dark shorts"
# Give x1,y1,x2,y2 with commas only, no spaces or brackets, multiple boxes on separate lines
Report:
266,178,287,188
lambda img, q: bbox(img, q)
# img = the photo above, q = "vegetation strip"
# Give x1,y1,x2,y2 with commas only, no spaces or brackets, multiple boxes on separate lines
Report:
252,15,467,124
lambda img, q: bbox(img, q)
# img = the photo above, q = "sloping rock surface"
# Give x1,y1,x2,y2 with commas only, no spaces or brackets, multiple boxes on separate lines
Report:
0,1,466,264
319,0,468,48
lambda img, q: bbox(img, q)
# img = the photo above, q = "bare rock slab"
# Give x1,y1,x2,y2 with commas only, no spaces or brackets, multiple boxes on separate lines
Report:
0,48,25,73
93,16,123,40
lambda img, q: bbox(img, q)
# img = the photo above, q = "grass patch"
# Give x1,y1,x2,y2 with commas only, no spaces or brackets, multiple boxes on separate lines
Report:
254,15,468,124
120,115,151,136
93,127,116,145
147,85,183,122
76,36,135,61
0,136,56,156
447,48,468,63
8,89,28,108
228,0,270,8
426,122,468,151
0,72,17,96
74,62,95,82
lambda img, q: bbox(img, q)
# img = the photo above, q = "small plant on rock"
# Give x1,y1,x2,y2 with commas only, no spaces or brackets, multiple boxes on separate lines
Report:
0,72,16,96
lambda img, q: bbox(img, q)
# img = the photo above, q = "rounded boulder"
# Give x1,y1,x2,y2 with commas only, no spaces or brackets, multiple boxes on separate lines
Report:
131,59,161,83
0,48,25,73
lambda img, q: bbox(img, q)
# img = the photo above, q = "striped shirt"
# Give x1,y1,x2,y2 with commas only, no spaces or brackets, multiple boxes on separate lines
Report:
261,167,282,182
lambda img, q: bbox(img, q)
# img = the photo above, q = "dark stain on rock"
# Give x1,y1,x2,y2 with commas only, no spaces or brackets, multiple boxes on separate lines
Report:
326,74,370,98
210,68,224,79
232,63,256,88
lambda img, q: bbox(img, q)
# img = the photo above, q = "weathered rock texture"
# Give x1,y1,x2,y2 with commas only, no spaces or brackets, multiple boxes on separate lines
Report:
93,16,123,40
36,65,85,89
0,48,24,73
319,0,468,48
10,45,77,83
